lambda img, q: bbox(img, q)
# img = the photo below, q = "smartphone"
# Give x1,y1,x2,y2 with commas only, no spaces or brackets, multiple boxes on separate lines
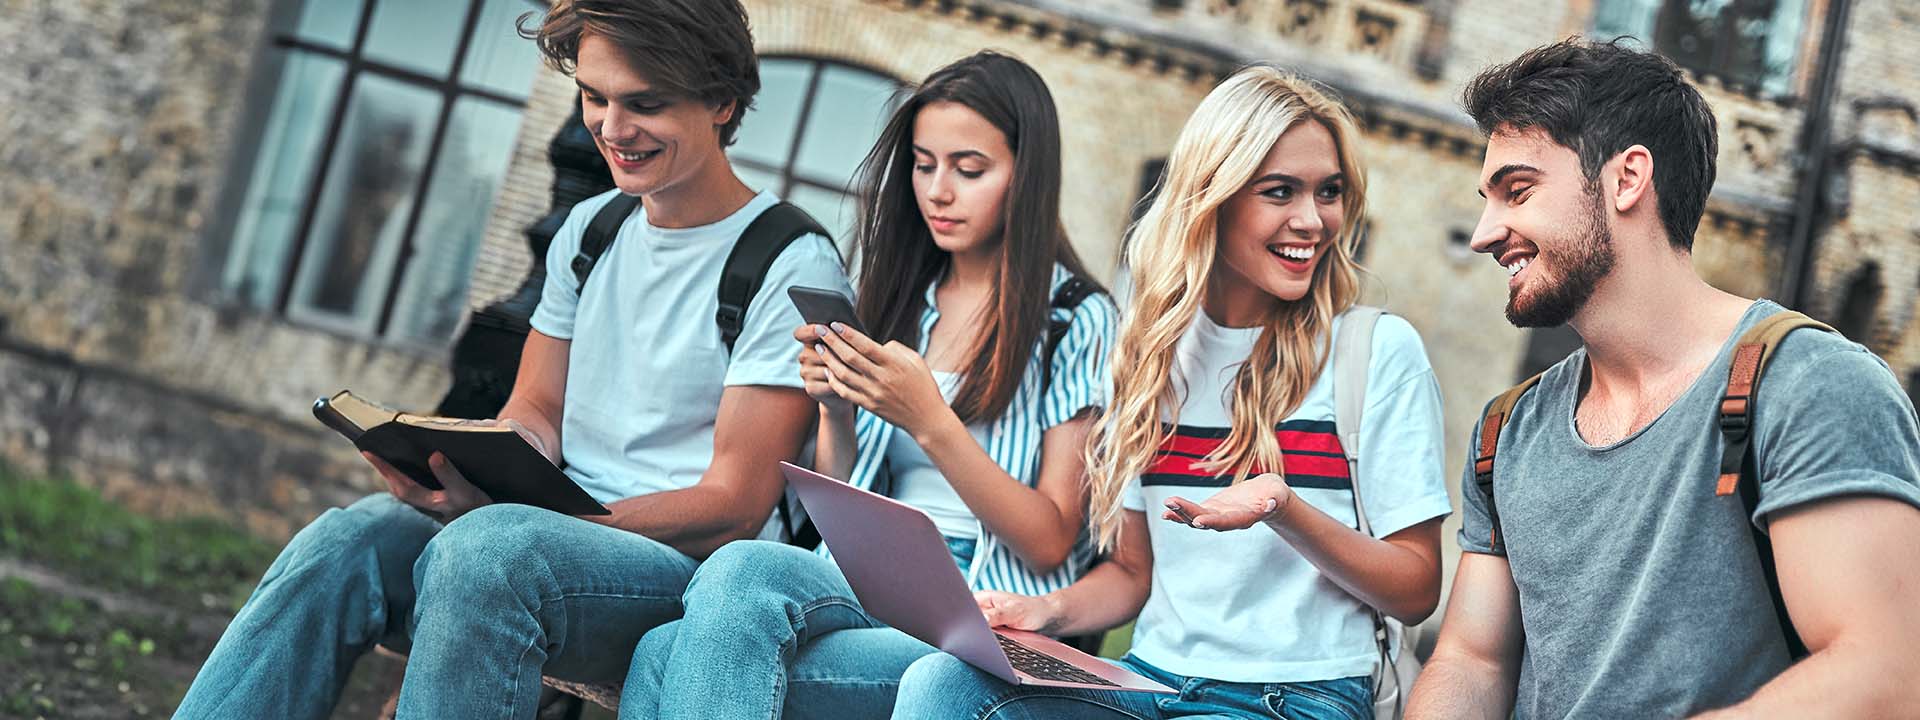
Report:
787,286,864,334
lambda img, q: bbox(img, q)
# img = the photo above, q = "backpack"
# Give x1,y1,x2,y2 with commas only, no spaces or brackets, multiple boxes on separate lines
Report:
574,194,829,545
1471,310,1836,661
1331,306,1422,720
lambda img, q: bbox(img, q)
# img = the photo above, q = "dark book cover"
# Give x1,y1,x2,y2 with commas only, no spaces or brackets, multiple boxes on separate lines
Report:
314,391,610,516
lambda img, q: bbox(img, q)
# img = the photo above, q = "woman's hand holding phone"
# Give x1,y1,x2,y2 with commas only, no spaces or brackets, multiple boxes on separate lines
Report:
811,322,952,439
793,323,854,416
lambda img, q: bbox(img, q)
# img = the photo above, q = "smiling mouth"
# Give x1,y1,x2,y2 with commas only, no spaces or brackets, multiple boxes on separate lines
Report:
1270,245,1316,263
609,148,661,163
1501,256,1533,277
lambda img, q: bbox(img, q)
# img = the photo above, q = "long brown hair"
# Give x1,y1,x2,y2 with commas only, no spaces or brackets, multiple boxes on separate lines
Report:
851,51,1099,424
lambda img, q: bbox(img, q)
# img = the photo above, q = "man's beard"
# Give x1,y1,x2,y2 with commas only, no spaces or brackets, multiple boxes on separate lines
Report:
1506,188,1616,328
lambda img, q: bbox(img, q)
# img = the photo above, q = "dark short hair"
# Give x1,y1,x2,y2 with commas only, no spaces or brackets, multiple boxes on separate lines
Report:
1462,38,1718,251
521,0,760,145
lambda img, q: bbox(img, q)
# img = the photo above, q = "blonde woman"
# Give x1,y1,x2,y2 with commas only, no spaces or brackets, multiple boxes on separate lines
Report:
889,66,1450,720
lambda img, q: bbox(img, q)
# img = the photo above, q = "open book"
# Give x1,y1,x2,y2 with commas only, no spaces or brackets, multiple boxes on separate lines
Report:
313,390,609,516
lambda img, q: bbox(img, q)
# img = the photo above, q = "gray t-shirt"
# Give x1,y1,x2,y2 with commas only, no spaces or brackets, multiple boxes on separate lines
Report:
1459,300,1920,718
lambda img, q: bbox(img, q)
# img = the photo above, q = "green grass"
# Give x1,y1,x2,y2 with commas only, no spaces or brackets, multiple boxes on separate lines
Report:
0,577,189,717
0,465,277,613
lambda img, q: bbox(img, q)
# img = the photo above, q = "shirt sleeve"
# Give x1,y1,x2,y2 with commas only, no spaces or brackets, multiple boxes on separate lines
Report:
1039,292,1120,429
1352,315,1454,538
723,233,853,388
1455,408,1502,556
1750,344,1920,528
529,190,623,340
1122,475,1146,512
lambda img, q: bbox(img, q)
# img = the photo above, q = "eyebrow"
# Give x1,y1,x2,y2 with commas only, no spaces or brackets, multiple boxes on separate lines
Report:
911,144,990,162
576,79,668,103
1248,172,1344,186
1479,163,1540,198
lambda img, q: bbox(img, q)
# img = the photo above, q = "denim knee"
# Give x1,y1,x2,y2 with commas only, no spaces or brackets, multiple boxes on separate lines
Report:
273,494,436,581
893,652,992,717
685,541,838,603
413,503,560,599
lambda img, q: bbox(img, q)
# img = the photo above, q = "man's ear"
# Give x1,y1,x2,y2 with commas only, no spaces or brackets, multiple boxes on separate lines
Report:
1611,145,1654,216
711,99,738,128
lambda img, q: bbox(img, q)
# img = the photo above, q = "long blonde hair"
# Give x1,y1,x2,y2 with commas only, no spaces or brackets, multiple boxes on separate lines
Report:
1087,66,1369,550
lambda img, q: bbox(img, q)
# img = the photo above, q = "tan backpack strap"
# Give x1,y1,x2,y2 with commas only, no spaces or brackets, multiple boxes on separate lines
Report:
1474,372,1544,552
1716,309,1834,661
1714,311,1835,495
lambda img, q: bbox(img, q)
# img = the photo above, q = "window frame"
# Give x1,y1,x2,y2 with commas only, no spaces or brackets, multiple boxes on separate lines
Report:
729,55,908,244
214,0,543,343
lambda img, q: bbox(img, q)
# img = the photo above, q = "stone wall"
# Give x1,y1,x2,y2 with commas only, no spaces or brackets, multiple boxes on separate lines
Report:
0,0,456,538
1802,0,1920,401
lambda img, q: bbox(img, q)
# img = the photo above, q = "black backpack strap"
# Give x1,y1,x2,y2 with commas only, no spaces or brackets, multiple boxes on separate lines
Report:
719,201,829,548
571,194,643,291
717,202,829,353
1041,276,1098,393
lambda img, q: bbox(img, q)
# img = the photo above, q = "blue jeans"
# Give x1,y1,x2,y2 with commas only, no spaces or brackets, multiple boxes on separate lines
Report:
890,651,1372,720
175,494,700,719
621,537,977,719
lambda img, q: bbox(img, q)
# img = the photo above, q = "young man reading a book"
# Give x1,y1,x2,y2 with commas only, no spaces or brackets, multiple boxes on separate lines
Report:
1405,40,1920,719
176,2,850,717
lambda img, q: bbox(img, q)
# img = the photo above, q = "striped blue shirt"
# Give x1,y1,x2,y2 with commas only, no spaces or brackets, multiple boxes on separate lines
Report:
835,265,1117,596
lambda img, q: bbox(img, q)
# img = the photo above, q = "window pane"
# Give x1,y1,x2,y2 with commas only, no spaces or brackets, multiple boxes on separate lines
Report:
460,0,543,97
734,163,782,195
731,59,815,169
1592,0,1659,45
223,52,346,308
786,182,858,254
286,75,442,334
1759,0,1808,95
388,98,527,342
292,0,366,49
792,65,900,186
363,0,470,78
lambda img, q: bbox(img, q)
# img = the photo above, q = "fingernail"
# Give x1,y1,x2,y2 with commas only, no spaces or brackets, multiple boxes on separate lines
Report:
1192,522,1207,529
1264,498,1278,512
830,322,847,333
814,324,829,337
815,343,828,355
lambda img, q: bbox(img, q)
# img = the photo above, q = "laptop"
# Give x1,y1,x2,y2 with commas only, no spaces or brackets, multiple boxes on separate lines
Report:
779,462,1175,694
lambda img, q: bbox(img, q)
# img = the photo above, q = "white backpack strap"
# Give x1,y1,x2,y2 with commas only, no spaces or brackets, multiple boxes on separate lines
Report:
1334,305,1382,536
1334,306,1412,720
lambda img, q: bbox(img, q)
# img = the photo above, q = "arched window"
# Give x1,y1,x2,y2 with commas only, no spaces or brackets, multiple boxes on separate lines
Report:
729,58,907,249
217,0,544,343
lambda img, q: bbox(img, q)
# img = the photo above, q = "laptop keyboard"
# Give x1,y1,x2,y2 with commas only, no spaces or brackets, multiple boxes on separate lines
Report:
995,633,1120,687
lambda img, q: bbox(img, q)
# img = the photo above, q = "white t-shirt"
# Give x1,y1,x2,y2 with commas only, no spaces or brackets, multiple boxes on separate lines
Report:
888,371,988,540
529,189,852,523
1122,309,1451,683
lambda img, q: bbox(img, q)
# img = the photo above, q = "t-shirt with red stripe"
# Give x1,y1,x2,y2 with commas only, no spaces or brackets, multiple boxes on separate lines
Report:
1122,308,1451,683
